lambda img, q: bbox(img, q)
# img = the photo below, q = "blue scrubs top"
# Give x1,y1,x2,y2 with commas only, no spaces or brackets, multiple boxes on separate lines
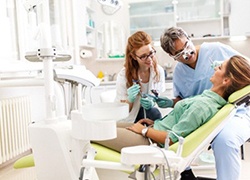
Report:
173,42,239,99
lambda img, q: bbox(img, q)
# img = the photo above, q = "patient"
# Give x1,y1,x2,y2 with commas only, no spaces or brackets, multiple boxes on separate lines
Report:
95,55,250,152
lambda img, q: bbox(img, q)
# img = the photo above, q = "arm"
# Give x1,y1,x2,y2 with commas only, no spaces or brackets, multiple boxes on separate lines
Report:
126,119,174,145
146,128,173,145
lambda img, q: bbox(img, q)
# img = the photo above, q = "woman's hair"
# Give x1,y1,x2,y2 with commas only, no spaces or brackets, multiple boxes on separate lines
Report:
160,27,189,55
223,55,250,100
124,31,159,88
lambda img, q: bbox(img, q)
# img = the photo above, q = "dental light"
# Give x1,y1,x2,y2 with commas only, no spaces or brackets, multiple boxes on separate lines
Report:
97,0,123,7
97,0,123,15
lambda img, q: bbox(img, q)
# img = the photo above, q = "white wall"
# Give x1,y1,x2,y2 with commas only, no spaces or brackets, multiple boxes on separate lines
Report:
229,0,250,36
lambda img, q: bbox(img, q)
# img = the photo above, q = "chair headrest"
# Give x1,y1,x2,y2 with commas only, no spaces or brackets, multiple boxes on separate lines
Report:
228,85,250,104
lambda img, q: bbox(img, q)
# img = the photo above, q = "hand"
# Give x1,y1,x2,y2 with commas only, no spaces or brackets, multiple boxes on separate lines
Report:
127,84,140,103
155,97,173,108
140,97,155,110
126,122,145,134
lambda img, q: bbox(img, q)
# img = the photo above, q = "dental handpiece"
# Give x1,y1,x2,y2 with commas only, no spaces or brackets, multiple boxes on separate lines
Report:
134,78,147,119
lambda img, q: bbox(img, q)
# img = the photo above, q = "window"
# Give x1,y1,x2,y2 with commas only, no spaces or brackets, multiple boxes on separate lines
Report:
0,0,18,61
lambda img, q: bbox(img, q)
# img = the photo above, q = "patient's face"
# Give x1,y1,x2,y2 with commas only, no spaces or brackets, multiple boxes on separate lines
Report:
210,60,229,86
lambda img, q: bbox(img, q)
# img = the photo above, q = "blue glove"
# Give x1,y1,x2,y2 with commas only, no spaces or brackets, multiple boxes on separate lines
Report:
211,61,223,69
155,97,173,108
140,97,155,110
127,84,140,103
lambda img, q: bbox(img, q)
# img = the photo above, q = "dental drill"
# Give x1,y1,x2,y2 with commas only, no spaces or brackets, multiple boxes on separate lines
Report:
133,78,147,119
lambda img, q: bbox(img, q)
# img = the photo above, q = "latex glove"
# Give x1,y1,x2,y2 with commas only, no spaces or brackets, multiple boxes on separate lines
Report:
140,97,155,110
127,84,140,103
155,97,173,108
211,61,223,69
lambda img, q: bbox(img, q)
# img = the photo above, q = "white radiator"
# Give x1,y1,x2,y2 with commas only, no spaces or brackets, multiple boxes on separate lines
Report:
0,96,31,164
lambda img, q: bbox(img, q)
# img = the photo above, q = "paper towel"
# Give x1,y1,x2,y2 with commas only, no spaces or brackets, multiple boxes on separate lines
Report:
80,49,93,58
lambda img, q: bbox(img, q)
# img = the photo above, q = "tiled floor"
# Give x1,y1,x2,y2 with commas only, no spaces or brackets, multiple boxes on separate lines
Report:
0,143,250,180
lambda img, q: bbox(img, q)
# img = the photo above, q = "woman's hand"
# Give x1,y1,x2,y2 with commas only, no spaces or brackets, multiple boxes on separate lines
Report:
126,118,154,134
126,122,145,134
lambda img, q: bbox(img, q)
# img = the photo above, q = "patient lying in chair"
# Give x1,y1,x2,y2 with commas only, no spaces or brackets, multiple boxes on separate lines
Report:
94,55,250,153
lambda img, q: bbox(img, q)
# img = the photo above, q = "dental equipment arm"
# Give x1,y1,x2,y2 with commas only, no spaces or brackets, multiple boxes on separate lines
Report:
53,65,100,87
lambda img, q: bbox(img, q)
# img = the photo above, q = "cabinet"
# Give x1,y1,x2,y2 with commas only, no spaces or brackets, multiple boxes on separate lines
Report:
85,6,96,47
129,0,229,40
74,1,96,49
176,0,228,38
129,0,175,41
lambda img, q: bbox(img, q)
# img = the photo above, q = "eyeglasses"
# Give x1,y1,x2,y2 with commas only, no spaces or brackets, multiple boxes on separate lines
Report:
171,40,192,60
135,50,156,61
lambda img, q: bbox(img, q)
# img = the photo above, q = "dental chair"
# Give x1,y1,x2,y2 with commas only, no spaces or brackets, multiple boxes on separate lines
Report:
90,84,250,179
14,85,250,180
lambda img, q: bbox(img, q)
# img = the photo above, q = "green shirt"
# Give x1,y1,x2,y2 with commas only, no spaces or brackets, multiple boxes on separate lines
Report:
153,90,227,143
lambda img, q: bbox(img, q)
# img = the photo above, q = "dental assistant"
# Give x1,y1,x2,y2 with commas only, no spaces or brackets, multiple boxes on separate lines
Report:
160,27,250,180
115,31,165,123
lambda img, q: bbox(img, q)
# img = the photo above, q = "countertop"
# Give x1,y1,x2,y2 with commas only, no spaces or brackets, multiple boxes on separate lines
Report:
100,78,173,86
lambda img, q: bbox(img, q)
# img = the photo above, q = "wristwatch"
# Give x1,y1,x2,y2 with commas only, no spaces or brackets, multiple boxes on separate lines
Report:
142,127,149,137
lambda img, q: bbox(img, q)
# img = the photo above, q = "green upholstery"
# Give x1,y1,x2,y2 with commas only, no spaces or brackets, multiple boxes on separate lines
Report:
92,143,140,173
228,85,250,103
91,143,121,163
13,154,35,169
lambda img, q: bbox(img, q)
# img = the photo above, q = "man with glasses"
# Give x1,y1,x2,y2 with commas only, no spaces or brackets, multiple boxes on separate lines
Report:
158,27,250,180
